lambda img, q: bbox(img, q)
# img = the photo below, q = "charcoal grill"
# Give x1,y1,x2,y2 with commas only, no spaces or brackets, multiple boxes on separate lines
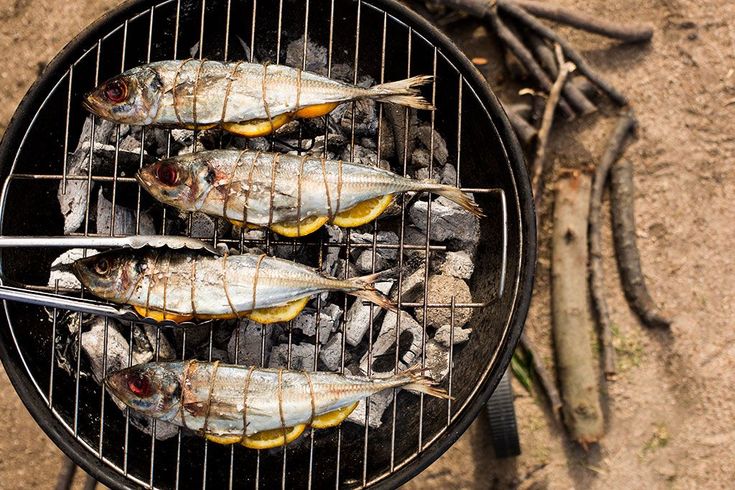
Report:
0,0,535,488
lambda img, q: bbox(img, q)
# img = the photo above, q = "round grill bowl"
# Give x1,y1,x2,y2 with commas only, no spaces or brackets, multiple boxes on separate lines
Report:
0,0,535,488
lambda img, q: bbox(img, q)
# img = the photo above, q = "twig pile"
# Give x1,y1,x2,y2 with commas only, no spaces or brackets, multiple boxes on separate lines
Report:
413,0,671,447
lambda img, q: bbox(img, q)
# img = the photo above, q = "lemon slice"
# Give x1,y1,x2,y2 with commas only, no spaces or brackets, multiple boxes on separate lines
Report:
222,113,291,137
271,215,329,237
293,102,340,119
241,424,307,449
247,296,310,324
331,195,393,228
205,434,244,445
310,402,359,429
133,306,192,323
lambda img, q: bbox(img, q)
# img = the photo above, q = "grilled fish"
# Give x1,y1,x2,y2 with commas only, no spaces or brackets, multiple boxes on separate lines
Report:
105,360,449,448
72,248,393,324
137,150,483,237
83,59,432,137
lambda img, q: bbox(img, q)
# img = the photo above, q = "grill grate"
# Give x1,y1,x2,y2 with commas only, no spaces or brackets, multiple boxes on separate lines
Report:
0,0,534,488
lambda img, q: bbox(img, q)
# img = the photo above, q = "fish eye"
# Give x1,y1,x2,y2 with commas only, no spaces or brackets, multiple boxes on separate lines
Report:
94,258,111,276
127,373,152,398
156,163,179,186
103,78,128,104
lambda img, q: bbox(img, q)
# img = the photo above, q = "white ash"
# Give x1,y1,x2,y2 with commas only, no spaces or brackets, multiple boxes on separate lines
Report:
414,165,458,185
133,324,176,363
320,332,349,371
411,147,431,169
130,415,180,441
413,274,473,329
321,225,343,277
187,212,231,240
247,137,270,151
285,37,329,76
96,188,155,236
360,310,424,374
440,251,475,279
340,144,389,170
227,320,275,366
81,317,132,394
423,339,450,382
409,196,481,250
344,281,393,346
341,97,378,136
346,389,394,428
268,343,316,370
415,124,449,166
292,304,342,344
433,324,472,347
349,231,399,261
48,248,99,290
355,250,391,273
390,265,427,303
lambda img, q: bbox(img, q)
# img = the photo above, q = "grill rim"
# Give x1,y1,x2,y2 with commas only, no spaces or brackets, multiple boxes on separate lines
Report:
0,0,536,488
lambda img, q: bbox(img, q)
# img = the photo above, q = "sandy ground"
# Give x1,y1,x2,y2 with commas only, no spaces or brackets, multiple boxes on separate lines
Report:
1,0,734,489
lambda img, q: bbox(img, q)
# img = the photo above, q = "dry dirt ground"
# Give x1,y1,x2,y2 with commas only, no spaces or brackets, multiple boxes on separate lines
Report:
1,0,734,489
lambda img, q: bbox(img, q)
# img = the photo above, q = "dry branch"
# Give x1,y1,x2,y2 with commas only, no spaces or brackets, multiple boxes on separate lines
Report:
527,32,596,115
610,158,672,329
514,0,654,43
589,113,637,378
488,8,575,118
497,0,629,106
520,332,562,423
505,104,538,145
553,171,604,447
531,47,575,208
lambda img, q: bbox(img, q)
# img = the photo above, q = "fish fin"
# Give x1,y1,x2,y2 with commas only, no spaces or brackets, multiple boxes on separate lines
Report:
393,365,452,400
347,272,397,312
310,401,359,429
419,180,485,217
371,75,434,110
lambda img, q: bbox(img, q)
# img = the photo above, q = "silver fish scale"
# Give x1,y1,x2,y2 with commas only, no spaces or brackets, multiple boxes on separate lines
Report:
150,60,367,125
190,150,419,225
169,361,412,437
125,250,354,316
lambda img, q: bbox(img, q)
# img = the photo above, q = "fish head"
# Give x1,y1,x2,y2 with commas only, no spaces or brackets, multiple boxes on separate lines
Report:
72,249,148,302
105,363,183,419
83,66,162,125
137,155,216,211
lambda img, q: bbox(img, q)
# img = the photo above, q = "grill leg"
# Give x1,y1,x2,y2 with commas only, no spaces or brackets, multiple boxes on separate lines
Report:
485,368,521,458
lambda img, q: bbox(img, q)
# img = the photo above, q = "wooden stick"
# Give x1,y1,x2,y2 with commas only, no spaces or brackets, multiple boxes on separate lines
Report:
488,8,576,119
589,113,637,378
553,171,604,447
513,0,654,43
505,104,538,145
520,332,563,423
610,158,672,329
527,32,596,115
497,0,628,106
531,46,575,208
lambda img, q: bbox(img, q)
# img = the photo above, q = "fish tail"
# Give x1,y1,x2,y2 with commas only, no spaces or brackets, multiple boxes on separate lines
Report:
347,271,398,312
417,180,485,217
391,365,452,400
370,75,434,110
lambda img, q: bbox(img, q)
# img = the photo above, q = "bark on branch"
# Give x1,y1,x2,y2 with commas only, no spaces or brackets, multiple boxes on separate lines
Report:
553,171,604,447
514,0,654,43
610,158,672,329
589,113,637,378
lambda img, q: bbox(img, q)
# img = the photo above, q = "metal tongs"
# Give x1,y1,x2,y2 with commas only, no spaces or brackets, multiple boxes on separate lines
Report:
0,235,221,327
